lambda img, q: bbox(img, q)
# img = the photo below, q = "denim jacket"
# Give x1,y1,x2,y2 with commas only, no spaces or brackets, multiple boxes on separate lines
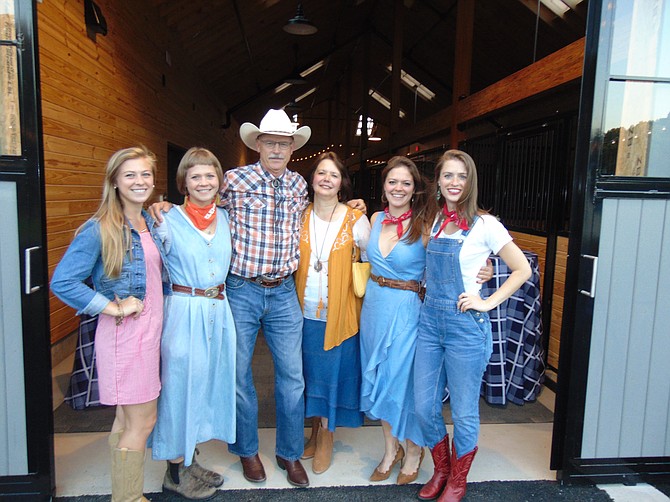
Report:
50,210,172,316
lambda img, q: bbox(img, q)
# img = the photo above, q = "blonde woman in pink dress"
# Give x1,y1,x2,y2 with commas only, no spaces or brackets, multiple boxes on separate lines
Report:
51,146,170,501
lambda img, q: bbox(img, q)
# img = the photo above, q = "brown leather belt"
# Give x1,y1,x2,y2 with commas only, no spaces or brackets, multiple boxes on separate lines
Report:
370,273,426,300
173,283,226,300
248,275,287,288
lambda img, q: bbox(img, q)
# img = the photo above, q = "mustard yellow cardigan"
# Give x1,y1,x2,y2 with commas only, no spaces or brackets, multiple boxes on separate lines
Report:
295,204,364,350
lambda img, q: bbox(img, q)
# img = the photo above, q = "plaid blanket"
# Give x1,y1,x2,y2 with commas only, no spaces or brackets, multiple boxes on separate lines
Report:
480,251,545,405
64,313,101,409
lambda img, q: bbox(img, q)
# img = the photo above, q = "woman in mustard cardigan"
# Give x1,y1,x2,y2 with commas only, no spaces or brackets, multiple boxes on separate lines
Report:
294,152,371,474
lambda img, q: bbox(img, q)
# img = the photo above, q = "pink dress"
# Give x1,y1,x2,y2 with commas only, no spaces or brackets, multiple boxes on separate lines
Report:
95,232,163,405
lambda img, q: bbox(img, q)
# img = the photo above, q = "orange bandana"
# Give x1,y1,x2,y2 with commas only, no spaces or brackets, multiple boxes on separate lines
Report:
184,198,217,231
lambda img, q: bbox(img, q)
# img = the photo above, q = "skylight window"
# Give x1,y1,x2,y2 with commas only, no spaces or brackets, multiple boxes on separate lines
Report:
295,87,316,103
300,60,324,78
274,82,292,94
274,61,324,94
386,65,436,101
369,89,406,119
541,0,571,17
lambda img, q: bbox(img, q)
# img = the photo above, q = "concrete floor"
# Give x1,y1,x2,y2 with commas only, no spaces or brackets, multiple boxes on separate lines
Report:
52,351,669,501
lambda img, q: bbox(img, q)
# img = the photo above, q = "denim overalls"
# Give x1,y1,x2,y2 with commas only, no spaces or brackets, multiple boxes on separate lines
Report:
414,219,493,457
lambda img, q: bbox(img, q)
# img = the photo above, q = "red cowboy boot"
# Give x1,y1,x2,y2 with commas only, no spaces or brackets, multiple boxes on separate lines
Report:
417,434,451,500
437,444,477,502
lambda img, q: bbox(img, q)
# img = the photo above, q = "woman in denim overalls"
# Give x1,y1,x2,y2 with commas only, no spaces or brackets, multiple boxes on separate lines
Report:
414,150,531,502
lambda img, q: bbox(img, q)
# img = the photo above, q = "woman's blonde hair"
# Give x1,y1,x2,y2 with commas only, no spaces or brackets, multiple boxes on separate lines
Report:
78,146,157,278
175,147,224,196
434,149,483,227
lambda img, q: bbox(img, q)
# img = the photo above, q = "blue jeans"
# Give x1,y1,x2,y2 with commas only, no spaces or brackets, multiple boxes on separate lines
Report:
414,299,492,457
225,274,305,460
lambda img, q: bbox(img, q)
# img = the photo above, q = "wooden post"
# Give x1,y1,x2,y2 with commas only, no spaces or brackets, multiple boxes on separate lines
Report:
390,0,404,137
451,0,475,148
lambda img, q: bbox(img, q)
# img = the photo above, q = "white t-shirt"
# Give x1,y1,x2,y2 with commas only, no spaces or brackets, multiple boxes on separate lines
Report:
432,214,512,295
303,212,371,321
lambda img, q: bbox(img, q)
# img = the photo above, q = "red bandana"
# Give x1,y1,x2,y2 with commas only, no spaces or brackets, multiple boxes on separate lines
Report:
434,206,469,238
184,198,217,231
382,207,412,239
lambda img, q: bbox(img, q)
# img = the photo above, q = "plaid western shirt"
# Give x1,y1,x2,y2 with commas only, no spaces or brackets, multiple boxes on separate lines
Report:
220,162,309,279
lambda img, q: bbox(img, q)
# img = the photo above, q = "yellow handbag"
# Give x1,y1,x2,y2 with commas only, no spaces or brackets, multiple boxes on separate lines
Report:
351,245,371,298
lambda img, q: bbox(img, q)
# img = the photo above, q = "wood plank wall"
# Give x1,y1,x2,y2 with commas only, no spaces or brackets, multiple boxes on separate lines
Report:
509,231,567,372
509,232,547,293
550,237,568,370
39,0,249,344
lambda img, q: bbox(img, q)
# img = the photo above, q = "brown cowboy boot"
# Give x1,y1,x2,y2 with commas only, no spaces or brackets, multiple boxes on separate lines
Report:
417,434,451,500
437,444,478,502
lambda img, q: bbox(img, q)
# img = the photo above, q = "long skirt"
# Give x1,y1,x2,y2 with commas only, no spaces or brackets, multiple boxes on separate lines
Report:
302,318,364,431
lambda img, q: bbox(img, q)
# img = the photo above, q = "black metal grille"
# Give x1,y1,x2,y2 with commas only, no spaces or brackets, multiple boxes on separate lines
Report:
463,116,575,235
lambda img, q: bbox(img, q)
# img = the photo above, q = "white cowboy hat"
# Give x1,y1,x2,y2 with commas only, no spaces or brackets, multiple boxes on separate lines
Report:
239,109,311,151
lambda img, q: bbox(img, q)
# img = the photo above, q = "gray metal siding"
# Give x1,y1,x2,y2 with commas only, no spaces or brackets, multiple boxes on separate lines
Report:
582,197,670,458
0,182,28,475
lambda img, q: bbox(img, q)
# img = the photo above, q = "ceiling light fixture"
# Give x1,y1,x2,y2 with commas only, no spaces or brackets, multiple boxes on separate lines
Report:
283,4,318,35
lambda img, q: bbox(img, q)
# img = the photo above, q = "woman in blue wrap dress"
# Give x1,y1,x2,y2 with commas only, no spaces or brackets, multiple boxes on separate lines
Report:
359,156,435,485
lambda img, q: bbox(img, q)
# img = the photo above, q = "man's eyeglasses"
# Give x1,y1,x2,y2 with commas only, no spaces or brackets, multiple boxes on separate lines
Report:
260,140,292,151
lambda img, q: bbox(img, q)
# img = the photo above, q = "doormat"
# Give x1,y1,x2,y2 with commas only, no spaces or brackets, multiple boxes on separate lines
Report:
53,480,612,501
53,396,553,434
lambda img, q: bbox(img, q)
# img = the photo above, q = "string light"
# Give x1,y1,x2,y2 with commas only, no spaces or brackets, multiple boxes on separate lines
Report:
291,143,345,162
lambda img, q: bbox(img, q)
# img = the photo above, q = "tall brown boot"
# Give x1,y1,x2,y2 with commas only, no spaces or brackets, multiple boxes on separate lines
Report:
437,445,477,502
301,417,320,459
111,447,149,502
418,435,451,500
312,425,334,474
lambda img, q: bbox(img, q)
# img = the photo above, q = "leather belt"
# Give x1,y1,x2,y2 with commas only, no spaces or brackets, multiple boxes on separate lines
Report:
370,273,426,301
248,275,288,288
173,283,226,300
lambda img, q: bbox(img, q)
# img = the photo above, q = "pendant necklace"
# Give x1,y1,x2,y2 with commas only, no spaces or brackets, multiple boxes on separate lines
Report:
313,204,338,272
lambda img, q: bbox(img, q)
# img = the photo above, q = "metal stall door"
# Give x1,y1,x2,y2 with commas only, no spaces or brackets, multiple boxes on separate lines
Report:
0,0,54,498
552,0,670,484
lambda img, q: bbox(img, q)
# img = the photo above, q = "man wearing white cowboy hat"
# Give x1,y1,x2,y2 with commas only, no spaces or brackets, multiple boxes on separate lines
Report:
150,108,364,488
221,108,313,488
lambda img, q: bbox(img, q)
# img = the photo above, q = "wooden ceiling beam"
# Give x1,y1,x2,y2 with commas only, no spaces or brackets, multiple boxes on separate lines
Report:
349,37,585,164
456,37,584,123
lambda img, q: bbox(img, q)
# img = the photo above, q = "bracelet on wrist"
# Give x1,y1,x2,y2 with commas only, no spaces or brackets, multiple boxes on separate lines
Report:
115,299,124,326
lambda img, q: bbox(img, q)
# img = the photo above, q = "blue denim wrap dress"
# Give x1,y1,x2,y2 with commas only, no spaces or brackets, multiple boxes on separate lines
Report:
359,216,426,444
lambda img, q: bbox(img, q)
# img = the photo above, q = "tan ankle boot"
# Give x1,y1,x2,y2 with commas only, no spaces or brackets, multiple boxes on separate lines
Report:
312,426,333,474
111,447,148,502
302,417,320,459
